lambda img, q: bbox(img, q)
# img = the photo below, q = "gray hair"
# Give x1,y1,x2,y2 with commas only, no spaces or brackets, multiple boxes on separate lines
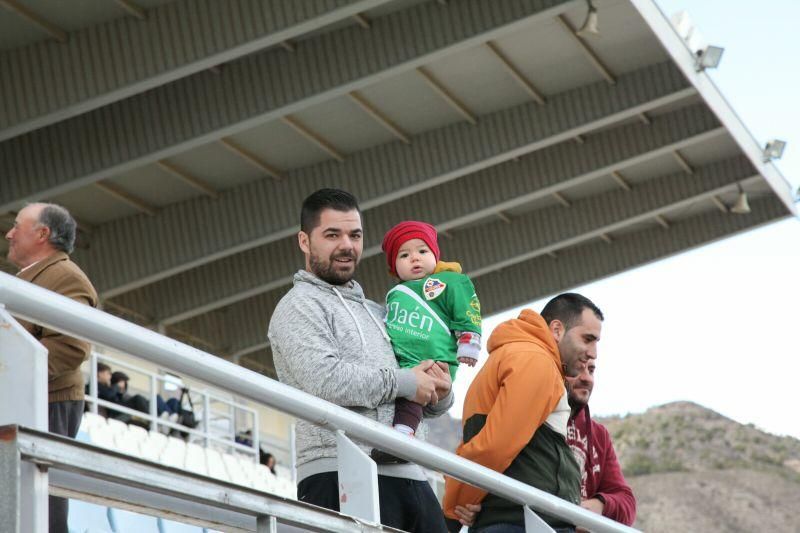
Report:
35,203,77,254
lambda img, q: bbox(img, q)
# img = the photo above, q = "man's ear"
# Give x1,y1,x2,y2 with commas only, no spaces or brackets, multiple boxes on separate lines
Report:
549,319,565,343
298,231,310,255
37,225,51,244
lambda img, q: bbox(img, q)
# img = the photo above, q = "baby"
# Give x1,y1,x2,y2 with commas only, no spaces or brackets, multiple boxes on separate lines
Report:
373,221,482,462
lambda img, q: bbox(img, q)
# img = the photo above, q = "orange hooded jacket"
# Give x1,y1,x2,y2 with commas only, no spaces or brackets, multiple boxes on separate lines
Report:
443,309,568,518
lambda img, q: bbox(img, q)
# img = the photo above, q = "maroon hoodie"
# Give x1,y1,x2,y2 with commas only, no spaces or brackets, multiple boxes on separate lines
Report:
567,405,636,526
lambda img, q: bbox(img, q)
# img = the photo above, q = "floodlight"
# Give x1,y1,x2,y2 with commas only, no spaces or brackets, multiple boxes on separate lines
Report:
576,1,599,38
763,139,787,162
694,45,724,71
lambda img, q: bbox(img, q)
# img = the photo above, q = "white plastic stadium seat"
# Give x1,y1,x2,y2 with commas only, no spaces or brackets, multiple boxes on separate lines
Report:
160,436,186,469
184,443,208,476
205,448,230,482
80,412,106,433
126,423,149,444
140,431,168,463
221,453,251,488
87,422,116,451
113,430,142,458
251,464,277,494
105,417,128,436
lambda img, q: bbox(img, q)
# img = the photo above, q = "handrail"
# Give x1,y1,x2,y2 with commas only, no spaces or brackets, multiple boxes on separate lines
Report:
0,272,638,533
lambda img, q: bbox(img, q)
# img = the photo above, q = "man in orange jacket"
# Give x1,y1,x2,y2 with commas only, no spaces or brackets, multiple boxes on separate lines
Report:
443,293,604,532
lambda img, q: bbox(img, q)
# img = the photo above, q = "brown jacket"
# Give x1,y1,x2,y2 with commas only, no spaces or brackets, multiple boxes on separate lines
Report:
16,252,98,403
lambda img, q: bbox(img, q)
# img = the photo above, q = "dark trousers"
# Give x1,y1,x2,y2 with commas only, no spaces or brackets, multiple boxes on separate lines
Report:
298,471,447,533
48,400,84,533
393,397,424,433
472,525,576,533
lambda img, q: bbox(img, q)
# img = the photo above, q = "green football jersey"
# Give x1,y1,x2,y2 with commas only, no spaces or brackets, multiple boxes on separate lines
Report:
385,271,481,379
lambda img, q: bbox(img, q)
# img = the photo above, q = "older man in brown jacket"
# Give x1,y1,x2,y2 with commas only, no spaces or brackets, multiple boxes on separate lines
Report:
6,202,98,533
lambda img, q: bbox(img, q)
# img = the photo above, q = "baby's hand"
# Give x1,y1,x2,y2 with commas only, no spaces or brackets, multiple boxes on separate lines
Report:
458,356,477,367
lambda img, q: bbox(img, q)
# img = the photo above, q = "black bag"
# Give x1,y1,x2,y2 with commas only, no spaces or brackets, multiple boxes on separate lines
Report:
172,387,199,438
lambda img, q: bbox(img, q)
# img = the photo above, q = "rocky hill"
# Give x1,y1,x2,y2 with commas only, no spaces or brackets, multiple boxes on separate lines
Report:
428,402,800,532
598,402,800,532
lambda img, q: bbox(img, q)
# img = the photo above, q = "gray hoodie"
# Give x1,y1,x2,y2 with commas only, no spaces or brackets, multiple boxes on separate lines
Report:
268,270,453,482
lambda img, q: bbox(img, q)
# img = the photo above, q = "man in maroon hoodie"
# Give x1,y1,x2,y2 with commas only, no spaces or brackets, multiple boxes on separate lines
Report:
565,356,636,527
453,353,636,528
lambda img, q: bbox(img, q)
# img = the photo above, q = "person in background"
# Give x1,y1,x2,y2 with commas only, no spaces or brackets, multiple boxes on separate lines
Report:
453,339,636,530
6,202,98,533
444,293,605,533
260,450,277,475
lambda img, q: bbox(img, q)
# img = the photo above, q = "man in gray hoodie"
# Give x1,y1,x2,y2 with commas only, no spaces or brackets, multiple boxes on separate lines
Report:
268,188,453,532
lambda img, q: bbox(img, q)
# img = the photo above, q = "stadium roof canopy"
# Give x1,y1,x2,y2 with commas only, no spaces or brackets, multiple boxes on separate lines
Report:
1,0,795,374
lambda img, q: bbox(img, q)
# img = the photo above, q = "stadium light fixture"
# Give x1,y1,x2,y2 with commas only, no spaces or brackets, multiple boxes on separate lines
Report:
576,0,599,38
694,45,724,71
762,139,787,162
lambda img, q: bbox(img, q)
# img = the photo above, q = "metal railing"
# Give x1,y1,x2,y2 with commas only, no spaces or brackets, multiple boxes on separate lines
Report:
84,351,262,460
0,271,638,533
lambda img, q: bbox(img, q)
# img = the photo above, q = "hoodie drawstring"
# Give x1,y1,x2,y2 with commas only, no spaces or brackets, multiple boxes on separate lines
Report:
332,287,367,351
362,301,391,344
331,287,392,351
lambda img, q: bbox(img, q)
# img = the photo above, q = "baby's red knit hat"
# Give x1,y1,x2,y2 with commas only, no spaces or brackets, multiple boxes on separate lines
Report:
381,221,440,276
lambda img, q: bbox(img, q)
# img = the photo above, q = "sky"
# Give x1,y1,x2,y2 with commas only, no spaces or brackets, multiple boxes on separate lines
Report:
452,0,800,440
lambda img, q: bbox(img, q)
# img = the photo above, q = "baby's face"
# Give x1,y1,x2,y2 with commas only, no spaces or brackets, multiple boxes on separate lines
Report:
395,238,437,281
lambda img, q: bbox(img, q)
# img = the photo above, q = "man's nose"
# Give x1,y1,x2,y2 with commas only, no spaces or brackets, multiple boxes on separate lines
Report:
5,227,13,240
339,235,355,249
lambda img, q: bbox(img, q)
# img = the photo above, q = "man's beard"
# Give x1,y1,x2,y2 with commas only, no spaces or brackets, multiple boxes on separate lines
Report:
309,250,358,285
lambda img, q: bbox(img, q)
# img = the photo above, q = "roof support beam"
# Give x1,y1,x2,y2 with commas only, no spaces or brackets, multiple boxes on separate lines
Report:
110,105,724,325
610,170,633,191
556,14,615,84
113,0,146,20
93,183,157,217
485,41,546,105
472,197,786,318
75,61,694,297
281,116,345,162
218,139,284,180
278,41,296,53
0,0,67,43
348,91,411,144
217,193,785,355
552,191,572,208
1,0,577,208
0,0,390,141
155,161,219,199
654,214,671,229
710,195,729,213
352,13,371,29
673,150,694,174
417,67,478,125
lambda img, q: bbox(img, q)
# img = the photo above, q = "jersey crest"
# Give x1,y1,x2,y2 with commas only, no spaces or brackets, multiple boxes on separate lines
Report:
423,277,446,300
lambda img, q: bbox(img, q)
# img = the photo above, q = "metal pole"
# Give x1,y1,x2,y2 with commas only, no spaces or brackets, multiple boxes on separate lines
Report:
0,306,48,532
289,422,297,483
89,352,99,415
0,274,638,533
150,374,158,432
203,392,211,448
252,407,260,462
